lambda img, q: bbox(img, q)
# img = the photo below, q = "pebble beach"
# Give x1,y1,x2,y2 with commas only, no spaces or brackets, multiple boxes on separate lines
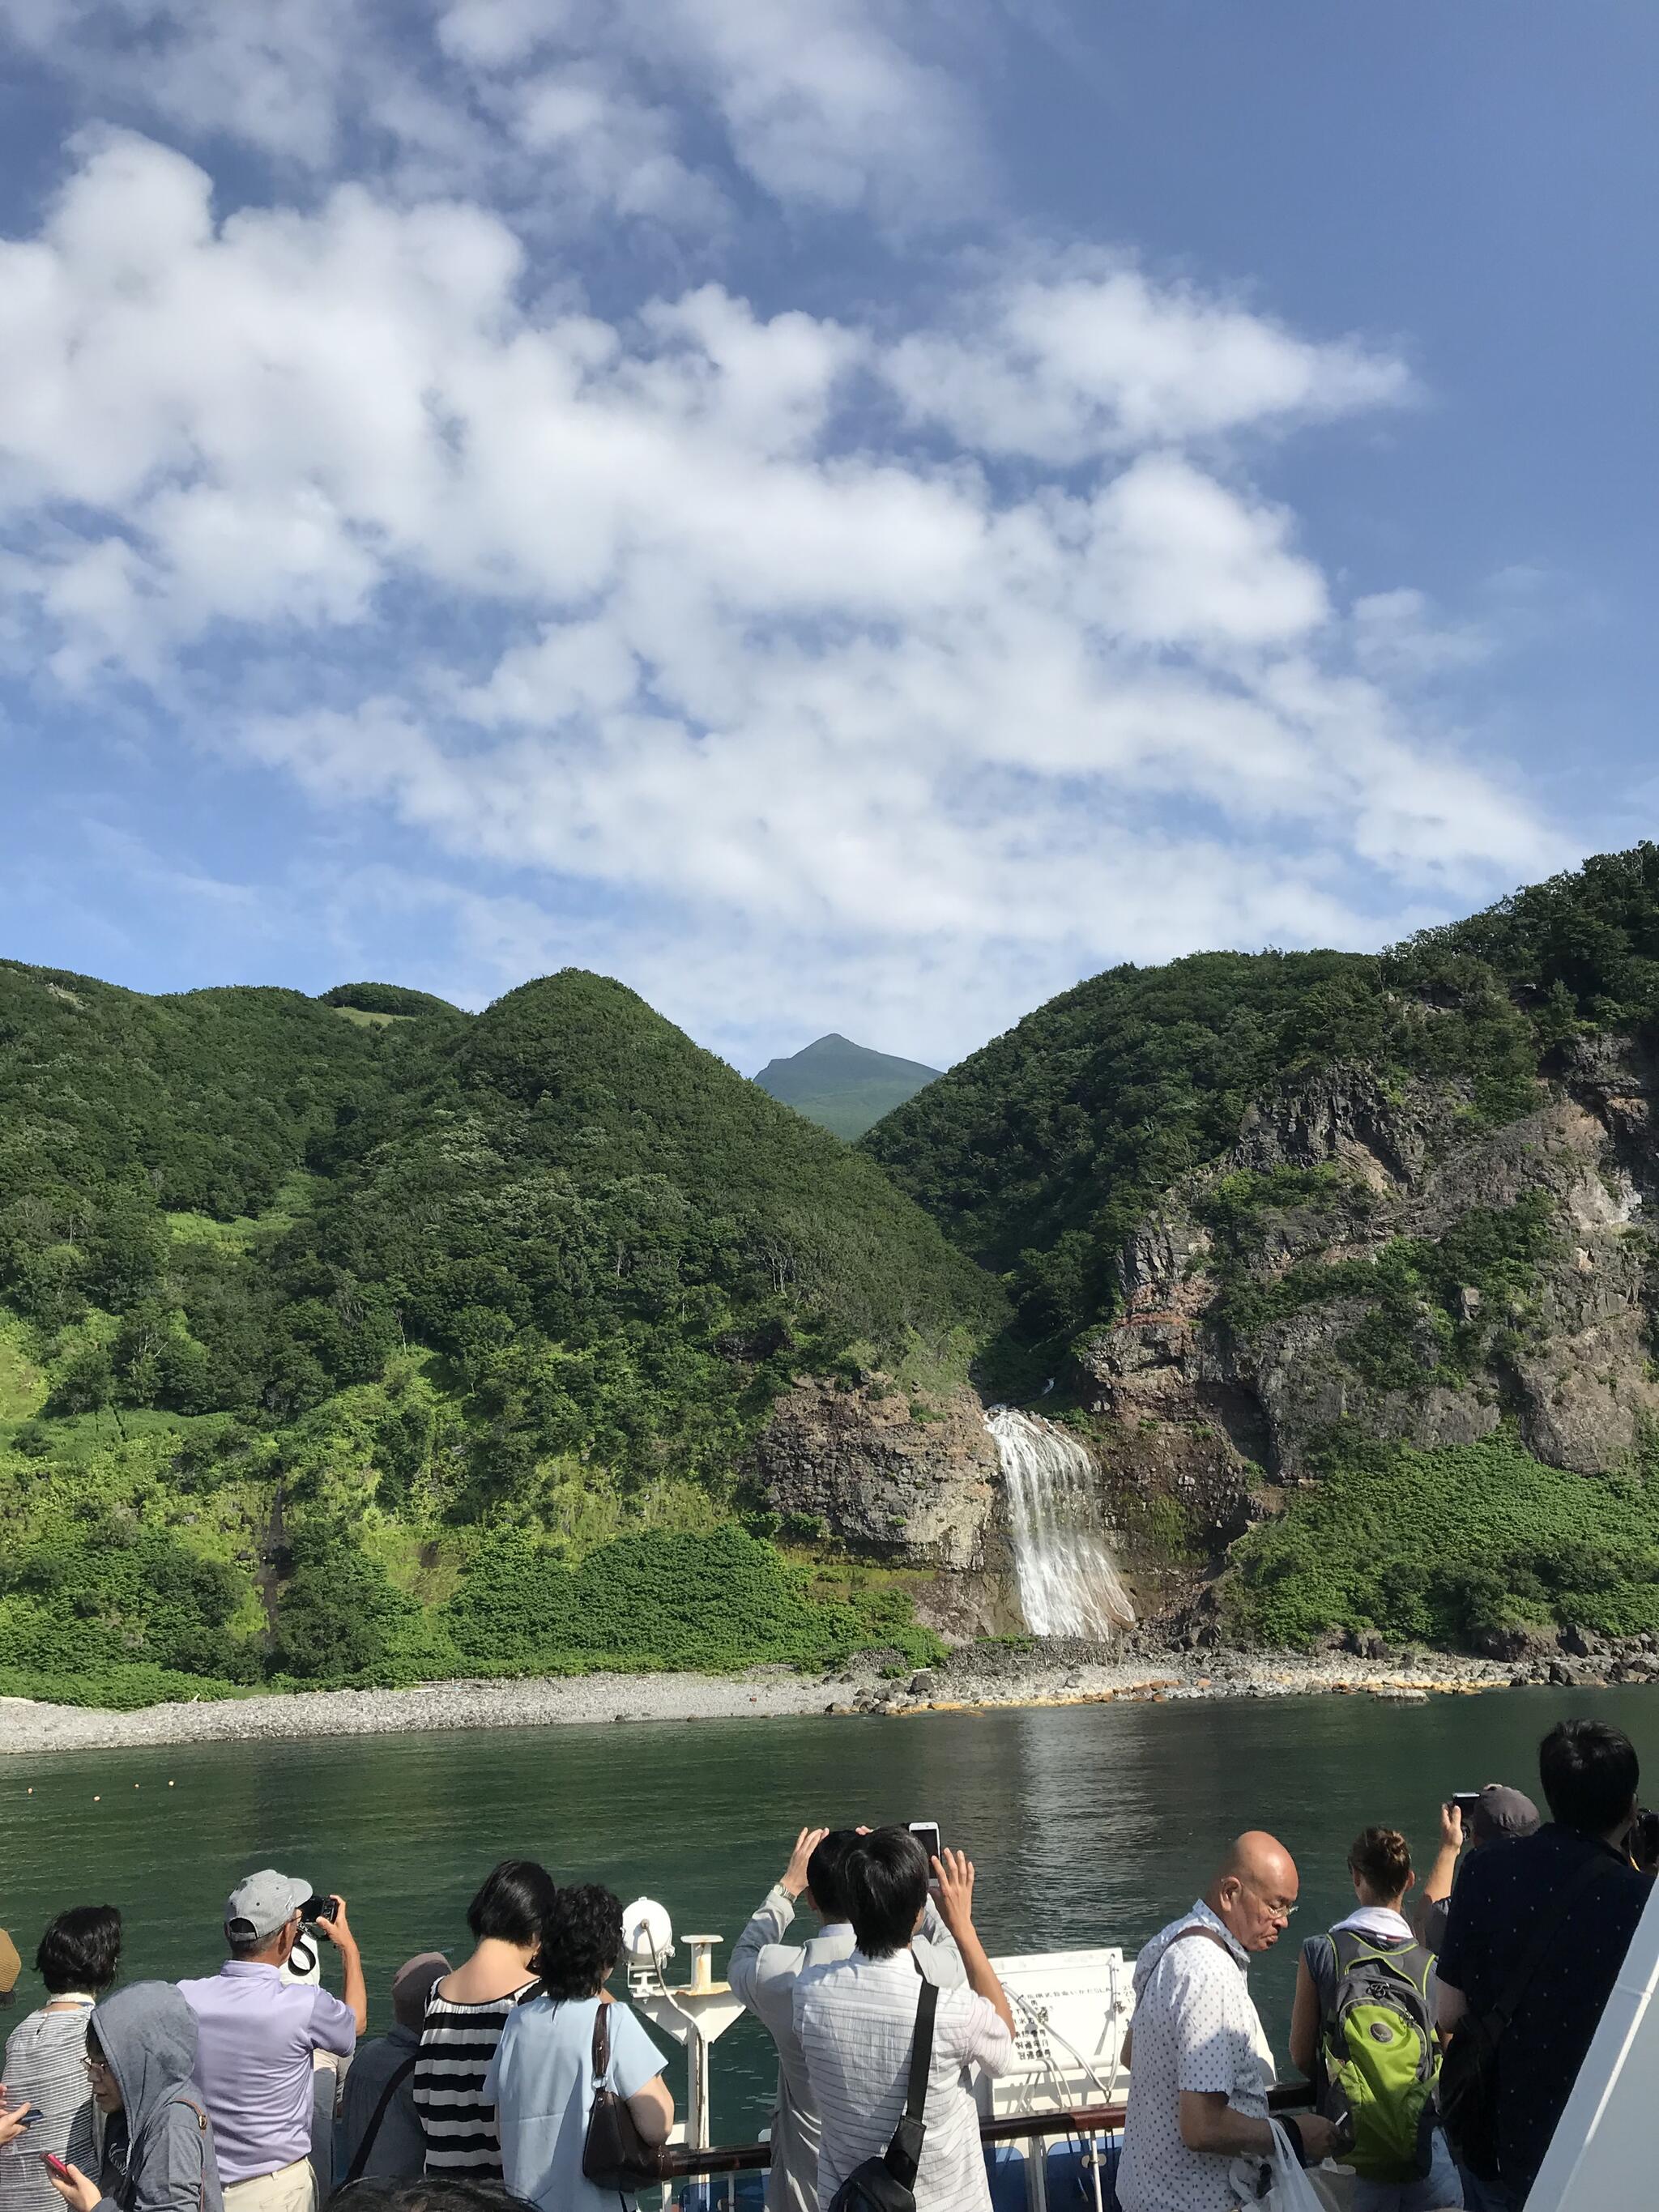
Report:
0,1642,1555,1758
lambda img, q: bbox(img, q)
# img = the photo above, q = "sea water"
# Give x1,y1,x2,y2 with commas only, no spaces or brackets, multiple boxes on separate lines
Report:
4,1688,1656,2138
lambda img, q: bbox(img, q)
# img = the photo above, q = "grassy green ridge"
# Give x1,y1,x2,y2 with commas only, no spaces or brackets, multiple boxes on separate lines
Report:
754,1034,943,1140
0,965,996,1705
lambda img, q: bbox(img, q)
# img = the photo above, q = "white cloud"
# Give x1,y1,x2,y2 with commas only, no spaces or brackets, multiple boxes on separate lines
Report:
0,129,1559,1055
885,262,1413,462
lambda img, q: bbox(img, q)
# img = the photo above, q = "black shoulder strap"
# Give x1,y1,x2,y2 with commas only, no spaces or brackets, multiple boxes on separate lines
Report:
1485,1850,1618,2037
343,2057,417,2187
903,1980,939,2125
590,1999,612,2086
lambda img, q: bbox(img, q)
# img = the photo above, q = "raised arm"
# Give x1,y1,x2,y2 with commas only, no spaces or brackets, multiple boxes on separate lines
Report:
1413,1803,1463,1939
319,1894,369,2037
931,1850,1014,2039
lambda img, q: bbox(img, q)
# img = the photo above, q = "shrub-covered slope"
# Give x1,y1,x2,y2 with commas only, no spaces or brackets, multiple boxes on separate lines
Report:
0,964,1001,1703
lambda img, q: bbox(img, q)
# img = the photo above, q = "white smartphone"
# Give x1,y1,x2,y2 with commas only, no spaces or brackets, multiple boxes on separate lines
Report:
908,1820,943,1865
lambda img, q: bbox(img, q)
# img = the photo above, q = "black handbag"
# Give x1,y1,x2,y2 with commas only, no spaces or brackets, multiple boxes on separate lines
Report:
581,2002,672,2193
826,1979,940,2212
1439,1850,1616,2176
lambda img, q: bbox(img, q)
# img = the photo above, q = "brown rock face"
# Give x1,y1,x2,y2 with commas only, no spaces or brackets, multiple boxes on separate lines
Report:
752,1376,1007,1572
1079,1055,1659,1487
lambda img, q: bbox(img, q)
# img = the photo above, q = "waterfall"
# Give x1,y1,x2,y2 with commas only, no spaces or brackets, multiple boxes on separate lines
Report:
986,1406,1136,1641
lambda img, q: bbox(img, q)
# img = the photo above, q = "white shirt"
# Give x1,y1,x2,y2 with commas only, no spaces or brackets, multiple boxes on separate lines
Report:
1117,1901,1277,2212
793,1949,1012,2212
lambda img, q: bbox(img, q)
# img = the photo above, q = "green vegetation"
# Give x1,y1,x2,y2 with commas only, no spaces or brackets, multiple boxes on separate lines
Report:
863,843,1659,1357
1211,1189,1560,1389
0,962,996,1704
754,1034,943,1140
1225,1429,1659,1649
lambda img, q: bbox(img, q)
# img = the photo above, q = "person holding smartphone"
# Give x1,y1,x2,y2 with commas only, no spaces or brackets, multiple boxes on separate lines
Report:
41,1982,222,2212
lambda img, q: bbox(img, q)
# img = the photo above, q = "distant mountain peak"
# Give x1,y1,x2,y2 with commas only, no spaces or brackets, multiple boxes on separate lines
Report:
753,1034,943,1140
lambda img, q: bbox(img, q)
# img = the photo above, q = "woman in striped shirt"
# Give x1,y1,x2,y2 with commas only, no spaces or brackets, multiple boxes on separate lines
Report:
0,1907,122,2212
412,1861,555,2180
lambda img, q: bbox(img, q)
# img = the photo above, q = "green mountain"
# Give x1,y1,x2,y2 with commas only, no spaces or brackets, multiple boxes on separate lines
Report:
0,963,1002,1705
753,1033,943,1140
864,843,1659,1652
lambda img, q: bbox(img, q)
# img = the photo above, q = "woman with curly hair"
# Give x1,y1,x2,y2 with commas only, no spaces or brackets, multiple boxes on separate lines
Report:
484,1886,673,2212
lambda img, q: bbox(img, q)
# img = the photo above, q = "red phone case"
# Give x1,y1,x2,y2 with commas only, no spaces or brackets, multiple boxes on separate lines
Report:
42,2155,73,2181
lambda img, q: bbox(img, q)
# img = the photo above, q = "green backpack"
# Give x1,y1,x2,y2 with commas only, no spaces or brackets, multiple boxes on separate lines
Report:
1320,1929,1439,2183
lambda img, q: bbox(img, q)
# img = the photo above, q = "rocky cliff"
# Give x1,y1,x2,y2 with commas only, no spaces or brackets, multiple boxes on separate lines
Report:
1076,1043,1659,1589
751,1375,1027,1638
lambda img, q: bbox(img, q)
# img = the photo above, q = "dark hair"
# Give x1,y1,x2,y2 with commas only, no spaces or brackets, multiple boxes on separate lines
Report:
466,1860,557,1949
806,1831,860,1922
36,1907,122,1996
843,1828,928,1961
534,1885,622,2001
1540,1719,1640,1835
1348,1828,1412,1902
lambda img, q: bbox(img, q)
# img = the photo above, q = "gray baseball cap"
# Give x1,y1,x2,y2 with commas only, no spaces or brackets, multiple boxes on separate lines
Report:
226,1870,312,1944
1471,1784,1541,1844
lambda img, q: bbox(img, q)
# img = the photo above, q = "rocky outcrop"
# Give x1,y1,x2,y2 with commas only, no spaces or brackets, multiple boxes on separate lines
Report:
1079,1060,1659,1489
752,1375,1007,1573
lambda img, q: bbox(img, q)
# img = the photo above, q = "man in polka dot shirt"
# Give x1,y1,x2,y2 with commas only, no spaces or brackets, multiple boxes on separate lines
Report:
1118,1832,1337,2212
1438,1719,1652,2210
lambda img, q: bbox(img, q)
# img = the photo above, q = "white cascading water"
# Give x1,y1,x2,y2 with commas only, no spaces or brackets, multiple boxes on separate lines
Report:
986,1406,1136,1642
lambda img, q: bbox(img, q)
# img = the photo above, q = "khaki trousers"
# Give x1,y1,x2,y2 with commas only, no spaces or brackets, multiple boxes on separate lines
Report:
224,2160,318,2212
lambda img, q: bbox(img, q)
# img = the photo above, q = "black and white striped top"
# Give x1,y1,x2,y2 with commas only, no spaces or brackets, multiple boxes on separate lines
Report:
412,1980,539,2177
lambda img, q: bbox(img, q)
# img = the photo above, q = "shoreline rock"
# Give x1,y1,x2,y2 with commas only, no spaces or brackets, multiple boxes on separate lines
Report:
2,1640,1637,1758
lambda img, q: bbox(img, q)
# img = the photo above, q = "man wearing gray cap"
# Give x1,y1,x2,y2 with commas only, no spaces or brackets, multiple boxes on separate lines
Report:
1412,1786,1541,1954
178,1873,366,2212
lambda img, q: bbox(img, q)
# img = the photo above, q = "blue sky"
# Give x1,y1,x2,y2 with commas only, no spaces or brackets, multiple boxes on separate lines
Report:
0,1,1653,1072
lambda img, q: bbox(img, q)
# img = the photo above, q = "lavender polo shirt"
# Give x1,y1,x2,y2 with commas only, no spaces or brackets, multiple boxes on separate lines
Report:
177,1963,357,2185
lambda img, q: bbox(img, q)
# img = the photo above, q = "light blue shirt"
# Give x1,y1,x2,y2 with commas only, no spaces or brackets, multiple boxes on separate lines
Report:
484,1995,669,2212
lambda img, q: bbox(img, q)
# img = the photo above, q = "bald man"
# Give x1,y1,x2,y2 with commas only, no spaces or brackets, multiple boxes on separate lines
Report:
1117,1834,1336,2212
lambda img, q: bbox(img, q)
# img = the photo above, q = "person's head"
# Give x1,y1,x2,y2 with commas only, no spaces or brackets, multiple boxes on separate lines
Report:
842,1828,928,1961
534,1885,622,2001
36,1906,122,1997
465,1860,557,1957
804,1831,859,1924
85,2026,122,2116
1540,1719,1640,1840
1209,1832,1299,1953
224,1872,313,1967
1348,1828,1413,1910
391,1953,451,2033
87,1982,201,2125
1469,1784,1541,1848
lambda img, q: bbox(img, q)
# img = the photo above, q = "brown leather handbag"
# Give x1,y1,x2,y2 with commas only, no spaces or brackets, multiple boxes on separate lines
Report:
581,2001,671,2193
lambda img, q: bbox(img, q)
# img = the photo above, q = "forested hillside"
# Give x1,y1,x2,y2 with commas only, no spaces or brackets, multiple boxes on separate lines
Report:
864,845,1659,1652
0,962,1000,1705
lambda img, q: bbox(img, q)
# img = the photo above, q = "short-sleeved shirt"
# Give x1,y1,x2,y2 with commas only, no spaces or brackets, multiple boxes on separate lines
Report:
1118,1902,1276,2212
484,1994,668,2212
1437,1825,1652,2193
793,1950,1012,2212
177,1962,357,2186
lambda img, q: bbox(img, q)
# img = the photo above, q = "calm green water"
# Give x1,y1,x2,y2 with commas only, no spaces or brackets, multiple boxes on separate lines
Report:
4,1688,1656,2138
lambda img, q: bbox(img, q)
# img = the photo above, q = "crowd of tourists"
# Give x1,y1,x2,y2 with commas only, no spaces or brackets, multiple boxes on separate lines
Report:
0,1716,1650,2212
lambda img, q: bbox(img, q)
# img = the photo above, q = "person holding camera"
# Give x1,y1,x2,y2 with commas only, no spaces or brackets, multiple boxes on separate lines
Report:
177,1875,364,2212
794,1831,1013,2212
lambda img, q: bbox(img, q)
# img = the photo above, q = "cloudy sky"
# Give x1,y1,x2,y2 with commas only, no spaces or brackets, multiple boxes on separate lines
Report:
2,2,1654,1072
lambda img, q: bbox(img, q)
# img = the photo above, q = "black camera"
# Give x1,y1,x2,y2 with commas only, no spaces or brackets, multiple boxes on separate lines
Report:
1631,1810,1659,1874
298,1894,339,1924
